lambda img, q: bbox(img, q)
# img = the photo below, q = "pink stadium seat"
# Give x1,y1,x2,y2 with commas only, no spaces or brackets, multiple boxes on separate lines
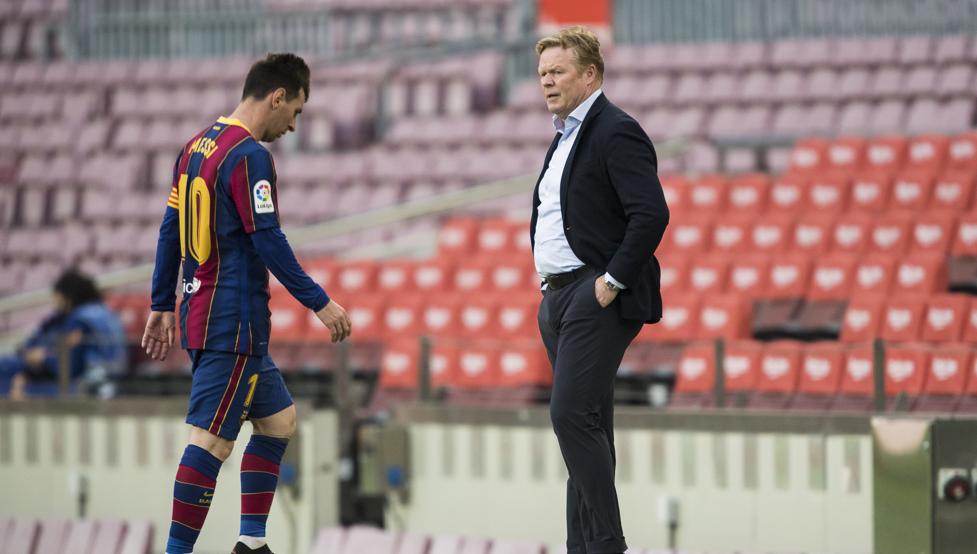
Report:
868,100,907,135
938,63,974,97
3,519,38,554
935,35,970,63
396,533,431,554
837,101,873,134
429,535,465,554
89,519,126,554
488,539,545,554
899,35,933,64
117,520,153,554
342,526,399,554
31,519,69,554
869,66,905,99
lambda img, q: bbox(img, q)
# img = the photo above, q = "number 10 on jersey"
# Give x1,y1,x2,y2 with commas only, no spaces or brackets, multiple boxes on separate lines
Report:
177,173,213,264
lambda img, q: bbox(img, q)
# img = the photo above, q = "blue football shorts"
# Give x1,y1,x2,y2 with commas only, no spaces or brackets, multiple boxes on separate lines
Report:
185,349,294,440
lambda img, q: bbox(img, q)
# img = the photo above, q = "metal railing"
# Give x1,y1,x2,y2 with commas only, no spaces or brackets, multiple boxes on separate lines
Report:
614,0,977,44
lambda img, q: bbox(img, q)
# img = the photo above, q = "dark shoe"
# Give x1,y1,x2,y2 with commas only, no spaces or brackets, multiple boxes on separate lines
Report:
231,542,273,554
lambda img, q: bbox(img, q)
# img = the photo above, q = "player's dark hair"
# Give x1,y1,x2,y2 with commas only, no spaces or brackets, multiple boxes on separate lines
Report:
242,53,310,102
53,268,102,311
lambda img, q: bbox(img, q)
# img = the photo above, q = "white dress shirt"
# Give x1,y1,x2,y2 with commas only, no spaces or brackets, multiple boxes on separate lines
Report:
534,89,626,289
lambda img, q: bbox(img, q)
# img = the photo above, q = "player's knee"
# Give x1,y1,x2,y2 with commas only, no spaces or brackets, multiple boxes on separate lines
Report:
189,426,235,461
253,406,296,438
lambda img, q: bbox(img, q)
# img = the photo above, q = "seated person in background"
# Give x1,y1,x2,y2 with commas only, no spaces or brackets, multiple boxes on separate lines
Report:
0,268,127,399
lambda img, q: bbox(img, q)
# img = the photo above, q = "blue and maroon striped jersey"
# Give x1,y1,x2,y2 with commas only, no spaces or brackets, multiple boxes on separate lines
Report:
152,117,288,355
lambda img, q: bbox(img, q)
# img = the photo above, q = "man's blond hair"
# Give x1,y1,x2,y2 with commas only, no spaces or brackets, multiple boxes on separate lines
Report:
535,26,604,84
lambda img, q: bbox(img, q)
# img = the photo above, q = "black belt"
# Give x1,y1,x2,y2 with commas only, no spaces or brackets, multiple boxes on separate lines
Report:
543,266,594,290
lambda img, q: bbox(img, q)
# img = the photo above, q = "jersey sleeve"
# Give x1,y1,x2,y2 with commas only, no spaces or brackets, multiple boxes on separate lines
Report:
227,148,281,234
151,152,183,312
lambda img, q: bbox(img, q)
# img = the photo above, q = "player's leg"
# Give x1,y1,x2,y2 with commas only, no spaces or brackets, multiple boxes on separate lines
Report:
167,350,260,554
233,356,295,554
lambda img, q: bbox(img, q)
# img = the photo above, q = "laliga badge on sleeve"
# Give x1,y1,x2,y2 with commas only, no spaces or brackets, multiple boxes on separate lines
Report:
253,180,275,214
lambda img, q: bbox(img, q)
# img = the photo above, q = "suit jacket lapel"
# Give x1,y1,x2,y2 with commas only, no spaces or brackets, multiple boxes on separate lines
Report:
559,93,609,215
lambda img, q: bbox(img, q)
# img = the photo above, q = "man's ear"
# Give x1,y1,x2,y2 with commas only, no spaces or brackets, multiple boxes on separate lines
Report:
271,87,287,109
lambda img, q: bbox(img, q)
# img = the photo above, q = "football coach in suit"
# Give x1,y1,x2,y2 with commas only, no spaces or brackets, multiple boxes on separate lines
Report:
531,27,669,554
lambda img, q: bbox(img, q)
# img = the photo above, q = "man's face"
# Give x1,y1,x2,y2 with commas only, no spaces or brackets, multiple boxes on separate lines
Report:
264,88,305,142
538,46,595,121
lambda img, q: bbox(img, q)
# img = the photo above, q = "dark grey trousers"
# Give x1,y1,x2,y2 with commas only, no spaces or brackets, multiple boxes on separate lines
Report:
537,272,643,554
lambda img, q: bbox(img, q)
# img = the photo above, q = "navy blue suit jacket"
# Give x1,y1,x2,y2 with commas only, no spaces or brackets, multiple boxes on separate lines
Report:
530,93,669,323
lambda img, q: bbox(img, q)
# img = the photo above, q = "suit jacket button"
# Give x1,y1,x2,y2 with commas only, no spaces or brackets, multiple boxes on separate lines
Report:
565,226,571,231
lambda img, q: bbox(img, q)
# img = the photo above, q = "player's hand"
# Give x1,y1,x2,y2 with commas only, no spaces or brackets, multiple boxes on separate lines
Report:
315,300,352,343
595,276,619,308
142,311,176,361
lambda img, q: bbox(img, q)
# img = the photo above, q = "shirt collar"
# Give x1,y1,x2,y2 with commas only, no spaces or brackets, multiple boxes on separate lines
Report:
552,89,603,133
217,116,255,137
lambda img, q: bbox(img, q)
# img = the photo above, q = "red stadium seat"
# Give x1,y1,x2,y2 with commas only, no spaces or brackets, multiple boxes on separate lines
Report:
489,258,534,293
962,300,977,342
852,253,897,296
476,217,519,255
458,297,499,339
910,212,957,254
808,253,857,300
906,134,950,171
497,342,550,388
881,297,927,342
379,339,420,390
382,295,425,339
750,214,794,252
768,172,807,213
727,253,770,299
697,294,750,340
662,215,712,254
723,341,763,407
893,253,947,295
931,169,977,211
376,260,416,294
342,294,387,341
496,294,540,338
710,215,754,253
951,211,977,255
452,346,500,391
891,169,937,212
763,252,812,299
670,343,715,408
922,294,971,342
805,173,850,213
658,253,690,294
789,138,830,173
916,344,971,412
453,258,491,293
849,170,893,213
429,342,460,389
727,173,770,213
750,341,802,409
841,296,885,342
438,217,479,258
870,213,914,254
687,256,730,295
833,343,876,411
303,258,338,292
792,342,845,410
422,294,462,339
412,259,454,292
688,174,728,214
948,131,977,171
832,212,875,253
826,136,867,174
269,292,309,342
336,260,378,295
635,293,699,343
865,136,908,173
792,213,835,254
660,175,690,215
885,343,930,409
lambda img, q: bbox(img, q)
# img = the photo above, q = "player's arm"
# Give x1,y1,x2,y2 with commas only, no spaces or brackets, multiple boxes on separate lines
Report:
143,154,181,360
229,150,351,342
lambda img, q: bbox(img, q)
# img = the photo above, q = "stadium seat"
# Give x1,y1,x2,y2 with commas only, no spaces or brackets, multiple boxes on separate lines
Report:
342,294,387,342
342,525,399,554
726,173,770,213
377,260,416,293
881,297,927,342
412,259,454,292
697,294,750,340
269,292,309,342
395,533,431,554
840,296,886,342
749,341,803,409
885,343,931,411
848,169,893,213
658,253,690,294
764,252,812,298
750,213,793,252
383,295,425,339
852,253,897,296
910,212,957,254
907,134,950,170
688,174,728,214
870,213,914,254
786,343,842,411
921,294,971,342
687,256,730,294
488,539,546,554
829,214,874,255
496,294,540,338
32,518,68,554
453,258,491,292
827,136,867,173
710,215,753,253
635,293,699,343
865,136,908,172
768,172,807,213
948,131,977,171
932,169,976,211
788,138,830,173
379,339,421,390
662,215,711,254
61,520,96,554
336,260,379,295
915,344,971,413
90,520,126,554
727,253,770,299
438,217,479,257
951,211,977,255
669,343,716,409
832,343,877,412
805,173,850,213
893,253,948,295
723,340,763,408
891,169,937,211
311,527,346,554
791,213,835,254
659,175,690,214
